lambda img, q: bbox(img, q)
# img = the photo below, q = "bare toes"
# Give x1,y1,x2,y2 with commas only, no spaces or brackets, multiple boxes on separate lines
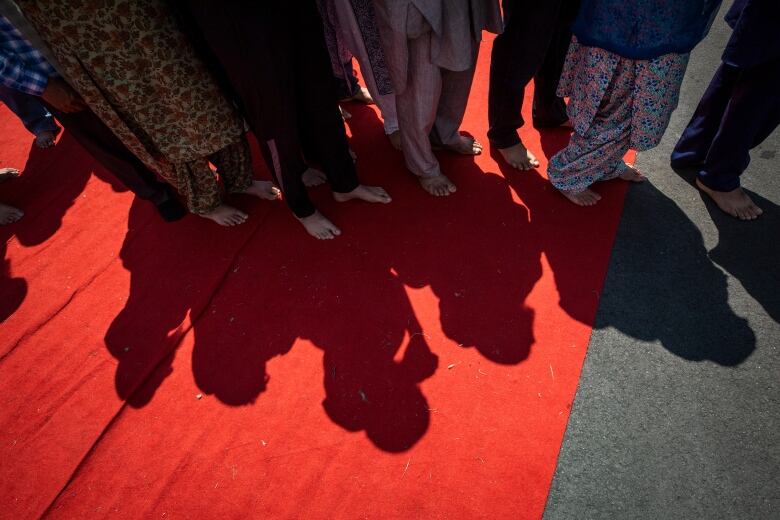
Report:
370,187,391,202
302,168,327,187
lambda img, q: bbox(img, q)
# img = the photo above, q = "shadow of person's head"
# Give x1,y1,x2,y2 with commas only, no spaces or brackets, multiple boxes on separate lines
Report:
104,196,266,407
389,153,542,365
595,181,756,366
322,326,434,452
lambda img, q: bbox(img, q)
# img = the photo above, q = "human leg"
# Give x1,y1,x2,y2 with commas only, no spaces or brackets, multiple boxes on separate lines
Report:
293,4,361,193
389,6,462,196
430,45,482,156
0,203,23,225
487,0,563,169
0,167,20,183
694,59,780,220
671,63,739,168
0,85,60,147
294,10,391,207
46,105,185,221
184,3,318,220
210,136,280,202
548,55,635,205
532,1,577,128
332,0,399,135
0,166,23,224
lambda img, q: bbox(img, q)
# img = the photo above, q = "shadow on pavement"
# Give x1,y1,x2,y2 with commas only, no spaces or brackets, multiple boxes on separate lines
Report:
594,179,756,365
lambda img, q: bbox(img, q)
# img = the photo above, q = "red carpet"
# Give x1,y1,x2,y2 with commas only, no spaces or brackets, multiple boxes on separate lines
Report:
0,35,628,519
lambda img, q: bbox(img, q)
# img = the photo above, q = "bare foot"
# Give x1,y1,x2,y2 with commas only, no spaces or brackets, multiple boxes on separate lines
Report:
559,188,601,206
244,180,281,200
302,167,327,187
34,128,59,149
200,204,248,226
333,185,391,204
0,167,21,183
620,163,647,183
342,86,375,105
696,178,763,220
435,135,483,155
298,210,342,240
498,142,540,170
419,174,457,197
0,203,24,224
388,130,402,151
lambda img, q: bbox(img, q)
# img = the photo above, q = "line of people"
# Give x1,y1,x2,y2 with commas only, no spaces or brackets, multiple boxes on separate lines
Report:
1,0,776,236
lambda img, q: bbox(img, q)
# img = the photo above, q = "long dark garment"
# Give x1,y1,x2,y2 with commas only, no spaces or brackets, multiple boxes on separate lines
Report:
0,85,59,138
45,103,185,221
671,0,780,192
487,0,579,149
179,1,359,218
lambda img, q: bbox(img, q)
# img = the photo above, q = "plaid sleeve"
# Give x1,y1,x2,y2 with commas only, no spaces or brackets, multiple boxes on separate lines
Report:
0,46,49,96
0,15,56,96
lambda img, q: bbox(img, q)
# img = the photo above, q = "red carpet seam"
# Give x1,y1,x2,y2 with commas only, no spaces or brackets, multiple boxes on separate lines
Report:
37,204,276,517
0,258,113,362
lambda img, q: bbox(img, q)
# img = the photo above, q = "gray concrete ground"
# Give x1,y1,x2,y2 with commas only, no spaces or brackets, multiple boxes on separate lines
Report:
543,5,780,519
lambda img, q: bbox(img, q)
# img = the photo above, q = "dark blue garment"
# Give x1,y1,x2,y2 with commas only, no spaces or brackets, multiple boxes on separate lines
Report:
672,0,780,191
722,0,780,68
571,0,722,59
671,57,780,191
0,83,58,136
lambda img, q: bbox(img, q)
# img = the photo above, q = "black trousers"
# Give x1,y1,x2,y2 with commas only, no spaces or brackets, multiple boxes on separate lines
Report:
182,2,359,218
671,57,780,192
45,103,173,206
487,0,579,149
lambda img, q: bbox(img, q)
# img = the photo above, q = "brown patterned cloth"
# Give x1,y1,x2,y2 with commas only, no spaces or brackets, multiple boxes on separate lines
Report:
16,0,251,213
178,138,253,215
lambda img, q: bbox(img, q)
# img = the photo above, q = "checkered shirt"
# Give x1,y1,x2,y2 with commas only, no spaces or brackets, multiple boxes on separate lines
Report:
0,14,58,96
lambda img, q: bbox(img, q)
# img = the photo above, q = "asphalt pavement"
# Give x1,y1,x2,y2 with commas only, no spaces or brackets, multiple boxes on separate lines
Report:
543,5,780,519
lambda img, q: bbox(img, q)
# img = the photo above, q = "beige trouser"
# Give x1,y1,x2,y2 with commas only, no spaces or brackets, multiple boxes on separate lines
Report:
394,5,479,177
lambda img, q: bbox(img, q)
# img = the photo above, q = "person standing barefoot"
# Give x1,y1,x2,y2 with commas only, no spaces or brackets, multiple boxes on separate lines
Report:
15,1,278,227
547,0,720,206
488,0,579,171
0,85,61,149
671,0,779,221
322,0,402,150
0,167,23,225
374,0,502,197
179,2,391,240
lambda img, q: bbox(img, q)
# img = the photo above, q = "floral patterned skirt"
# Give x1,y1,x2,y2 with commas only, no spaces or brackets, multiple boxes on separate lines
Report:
547,38,689,193
18,0,254,212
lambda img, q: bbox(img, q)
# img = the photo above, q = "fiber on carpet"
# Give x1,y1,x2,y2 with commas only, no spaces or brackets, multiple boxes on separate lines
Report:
0,34,628,519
